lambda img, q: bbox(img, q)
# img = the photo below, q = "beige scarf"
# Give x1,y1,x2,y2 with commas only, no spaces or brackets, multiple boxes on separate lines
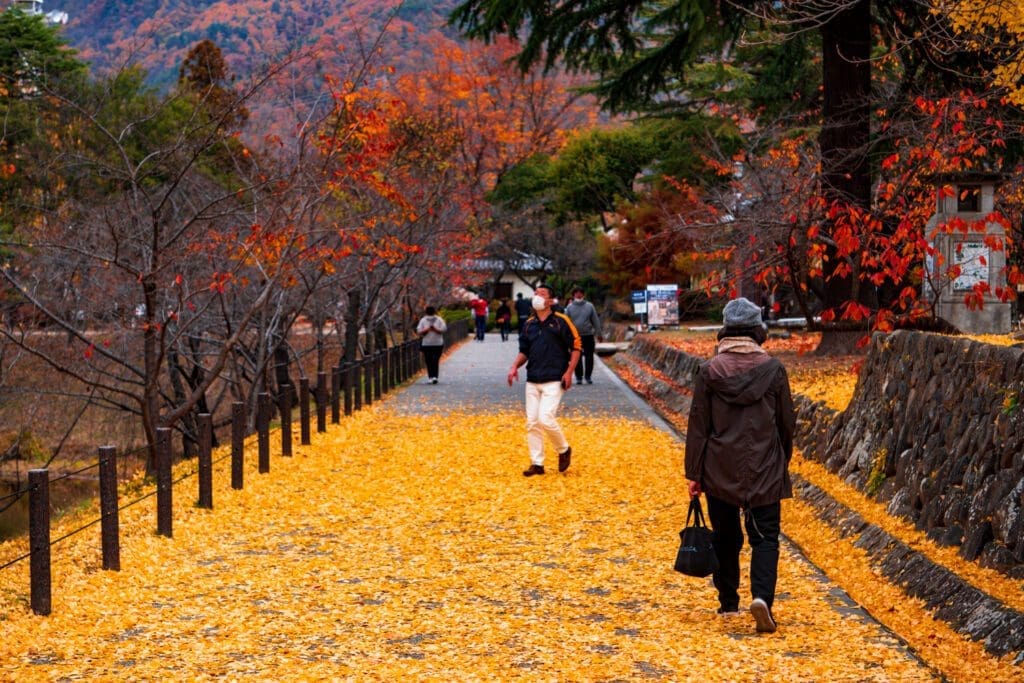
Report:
716,337,767,355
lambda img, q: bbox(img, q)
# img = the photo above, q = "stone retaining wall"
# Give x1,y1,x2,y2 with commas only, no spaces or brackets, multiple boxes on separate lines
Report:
624,329,1024,577
626,335,705,381
816,330,1024,576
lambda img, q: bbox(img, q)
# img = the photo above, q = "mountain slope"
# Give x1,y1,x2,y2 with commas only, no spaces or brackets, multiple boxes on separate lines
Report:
56,0,461,87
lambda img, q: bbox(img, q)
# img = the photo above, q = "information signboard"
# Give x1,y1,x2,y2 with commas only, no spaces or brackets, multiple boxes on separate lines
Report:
646,284,679,325
953,241,990,291
631,290,647,314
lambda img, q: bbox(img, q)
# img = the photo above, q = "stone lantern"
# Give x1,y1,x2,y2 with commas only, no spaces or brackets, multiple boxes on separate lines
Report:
923,172,1011,334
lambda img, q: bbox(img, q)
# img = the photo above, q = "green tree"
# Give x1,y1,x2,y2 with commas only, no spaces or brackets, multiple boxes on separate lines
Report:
0,10,87,233
0,9,84,98
548,127,656,229
450,0,744,113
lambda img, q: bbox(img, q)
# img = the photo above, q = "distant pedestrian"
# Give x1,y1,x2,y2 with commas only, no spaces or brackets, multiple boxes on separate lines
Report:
416,306,448,384
495,299,512,341
507,284,581,476
514,292,532,334
469,296,489,341
565,286,602,384
684,297,795,633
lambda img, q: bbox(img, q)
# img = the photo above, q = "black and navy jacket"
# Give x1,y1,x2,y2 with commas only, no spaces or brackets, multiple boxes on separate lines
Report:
519,312,582,383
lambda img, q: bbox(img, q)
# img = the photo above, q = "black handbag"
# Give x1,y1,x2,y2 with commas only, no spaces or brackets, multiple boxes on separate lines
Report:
673,497,719,578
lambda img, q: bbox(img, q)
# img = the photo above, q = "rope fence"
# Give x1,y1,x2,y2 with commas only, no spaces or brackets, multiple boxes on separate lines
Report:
0,322,469,615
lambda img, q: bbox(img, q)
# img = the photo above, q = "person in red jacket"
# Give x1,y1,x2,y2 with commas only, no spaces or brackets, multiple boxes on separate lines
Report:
684,297,795,634
469,296,489,342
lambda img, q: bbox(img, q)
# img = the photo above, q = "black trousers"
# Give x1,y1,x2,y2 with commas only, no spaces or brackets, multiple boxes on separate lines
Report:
574,335,597,380
421,345,443,379
705,494,781,612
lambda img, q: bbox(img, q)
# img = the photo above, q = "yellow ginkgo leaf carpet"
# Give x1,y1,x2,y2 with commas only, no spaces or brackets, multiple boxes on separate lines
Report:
1,406,938,681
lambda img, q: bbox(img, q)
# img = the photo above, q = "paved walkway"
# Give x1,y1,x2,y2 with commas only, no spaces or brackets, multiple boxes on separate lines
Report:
389,332,672,432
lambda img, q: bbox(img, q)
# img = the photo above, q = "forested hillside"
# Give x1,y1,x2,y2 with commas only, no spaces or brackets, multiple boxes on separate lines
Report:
58,0,459,87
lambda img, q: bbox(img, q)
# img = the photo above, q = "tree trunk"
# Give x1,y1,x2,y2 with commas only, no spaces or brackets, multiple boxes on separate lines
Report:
186,335,217,447
818,0,872,345
168,345,197,458
345,290,361,363
813,328,870,356
272,322,295,406
142,281,160,475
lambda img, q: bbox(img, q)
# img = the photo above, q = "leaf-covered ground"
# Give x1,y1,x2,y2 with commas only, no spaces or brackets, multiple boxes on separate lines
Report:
612,331,1024,682
1,406,941,681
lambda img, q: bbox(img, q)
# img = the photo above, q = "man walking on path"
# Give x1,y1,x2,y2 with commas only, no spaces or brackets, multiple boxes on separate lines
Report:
507,284,581,476
684,297,795,634
564,286,602,385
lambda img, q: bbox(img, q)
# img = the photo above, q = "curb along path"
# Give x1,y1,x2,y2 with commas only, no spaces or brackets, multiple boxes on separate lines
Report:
0,333,935,680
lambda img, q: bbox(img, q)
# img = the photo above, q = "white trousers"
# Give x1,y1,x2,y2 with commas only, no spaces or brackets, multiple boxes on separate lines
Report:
525,381,569,466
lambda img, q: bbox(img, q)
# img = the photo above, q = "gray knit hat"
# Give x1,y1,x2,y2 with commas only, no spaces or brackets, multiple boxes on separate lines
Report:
722,297,764,329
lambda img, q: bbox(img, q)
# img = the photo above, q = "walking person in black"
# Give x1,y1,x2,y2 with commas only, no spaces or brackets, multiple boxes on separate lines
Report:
495,299,512,341
514,292,532,335
415,306,448,384
564,286,602,384
684,297,795,633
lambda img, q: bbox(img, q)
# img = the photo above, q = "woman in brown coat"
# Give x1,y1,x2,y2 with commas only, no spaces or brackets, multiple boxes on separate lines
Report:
685,297,795,633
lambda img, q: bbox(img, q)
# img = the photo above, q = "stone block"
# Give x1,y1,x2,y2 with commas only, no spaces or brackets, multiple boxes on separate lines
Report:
979,543,1019,574
926,524,963,547
960,520,993,561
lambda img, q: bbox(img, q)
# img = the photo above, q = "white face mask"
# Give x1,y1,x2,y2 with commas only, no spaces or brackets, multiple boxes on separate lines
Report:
531,295,547,310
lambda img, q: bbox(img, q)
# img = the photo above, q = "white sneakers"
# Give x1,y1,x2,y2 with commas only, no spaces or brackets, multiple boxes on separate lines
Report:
750,598,776,633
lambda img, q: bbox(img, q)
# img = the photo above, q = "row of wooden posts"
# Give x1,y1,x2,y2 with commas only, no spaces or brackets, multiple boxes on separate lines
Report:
24,321,468,616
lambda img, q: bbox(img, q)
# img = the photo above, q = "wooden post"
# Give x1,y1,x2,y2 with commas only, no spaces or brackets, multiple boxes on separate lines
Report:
343,362,353,417
257,392,270,474
331,365,341,424
280,385,293,457
231,401,244,490
156,427,172,538
365,358,374,407
28,468,51,615
98,446,120,571
299,378,311,445
316,371,327,433
397,343,406,383
197,414,213,509
381,349,390,395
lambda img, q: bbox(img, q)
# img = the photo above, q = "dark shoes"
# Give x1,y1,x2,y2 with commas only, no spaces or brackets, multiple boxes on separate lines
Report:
585,378,593,384
750,598,776,633
523,448,571,476
558,446,572,473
